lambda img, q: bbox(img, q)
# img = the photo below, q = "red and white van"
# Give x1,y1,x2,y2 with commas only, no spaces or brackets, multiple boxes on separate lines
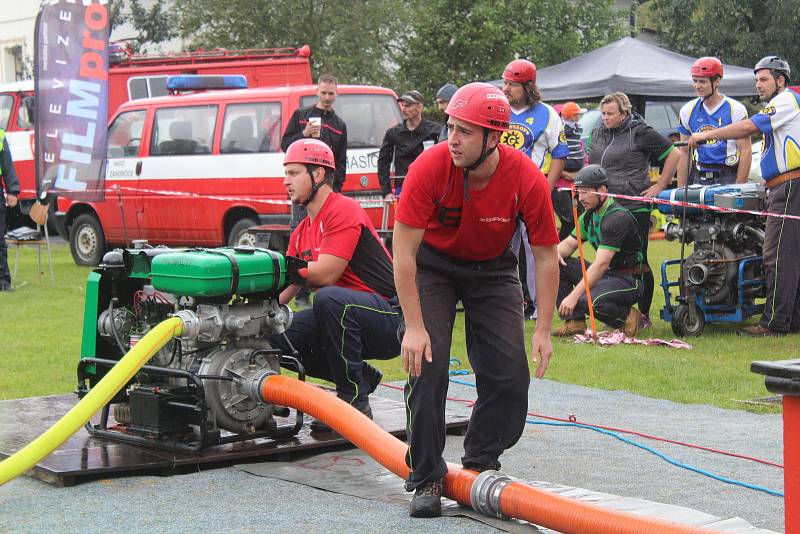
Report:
0,79,35,199
55,83,402,265
4,46,312,219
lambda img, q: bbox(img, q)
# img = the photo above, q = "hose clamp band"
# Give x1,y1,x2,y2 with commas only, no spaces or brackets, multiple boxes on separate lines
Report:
174,309,200,339
469,470,512,519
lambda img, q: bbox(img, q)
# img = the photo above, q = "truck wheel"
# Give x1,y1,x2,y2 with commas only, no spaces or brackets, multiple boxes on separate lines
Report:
70,213,106,266
228,218,258,247
671,304,705,337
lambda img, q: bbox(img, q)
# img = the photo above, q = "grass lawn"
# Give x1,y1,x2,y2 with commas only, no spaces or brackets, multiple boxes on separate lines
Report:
0,239,791,412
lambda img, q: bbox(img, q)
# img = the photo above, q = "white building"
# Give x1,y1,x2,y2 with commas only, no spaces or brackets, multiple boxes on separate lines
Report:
0,0,181,84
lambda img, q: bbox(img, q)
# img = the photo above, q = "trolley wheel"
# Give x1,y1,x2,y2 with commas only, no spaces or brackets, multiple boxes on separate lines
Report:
671,304,705,337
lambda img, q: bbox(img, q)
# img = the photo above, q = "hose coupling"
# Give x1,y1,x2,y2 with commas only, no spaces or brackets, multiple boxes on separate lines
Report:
246,370,278,404
173,305,223,341
469,469,512,519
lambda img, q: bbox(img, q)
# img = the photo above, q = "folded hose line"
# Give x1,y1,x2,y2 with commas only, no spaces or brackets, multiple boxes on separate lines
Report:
0,317,184,486
259,375,724,534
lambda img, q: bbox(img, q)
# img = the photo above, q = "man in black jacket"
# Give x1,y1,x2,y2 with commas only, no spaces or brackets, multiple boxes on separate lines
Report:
0,128,20,291
377,90,441,200
281,74,348,192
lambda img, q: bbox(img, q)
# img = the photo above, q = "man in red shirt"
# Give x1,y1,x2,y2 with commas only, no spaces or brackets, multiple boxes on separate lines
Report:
269,139,401,432
393,82,559,517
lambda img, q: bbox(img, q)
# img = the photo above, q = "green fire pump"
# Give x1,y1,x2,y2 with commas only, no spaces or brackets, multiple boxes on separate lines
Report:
78,245,307,452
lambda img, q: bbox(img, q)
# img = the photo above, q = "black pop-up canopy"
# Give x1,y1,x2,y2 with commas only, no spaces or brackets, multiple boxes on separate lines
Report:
491,37,757,101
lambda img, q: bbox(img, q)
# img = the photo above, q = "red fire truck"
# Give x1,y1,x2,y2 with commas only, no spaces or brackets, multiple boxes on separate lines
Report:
54,80,402,265
3,45,313,218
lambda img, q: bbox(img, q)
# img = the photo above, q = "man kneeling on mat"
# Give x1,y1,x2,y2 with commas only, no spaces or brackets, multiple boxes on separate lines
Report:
553,164,645,337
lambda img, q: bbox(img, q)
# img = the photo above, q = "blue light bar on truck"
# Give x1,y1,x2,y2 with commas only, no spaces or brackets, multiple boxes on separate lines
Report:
166,75,248,91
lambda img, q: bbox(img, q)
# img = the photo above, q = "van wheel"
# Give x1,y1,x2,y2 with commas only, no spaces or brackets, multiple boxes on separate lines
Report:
228,218,258,247
70,213,106,266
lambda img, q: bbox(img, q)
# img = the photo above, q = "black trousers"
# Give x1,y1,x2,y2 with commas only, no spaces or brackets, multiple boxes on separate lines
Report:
631,210,654,315
761,179,800,332
404,243,530,491
552,188,582,241
0,203,9,287
691,167,738,186
557,257,642,328
269,286,401,406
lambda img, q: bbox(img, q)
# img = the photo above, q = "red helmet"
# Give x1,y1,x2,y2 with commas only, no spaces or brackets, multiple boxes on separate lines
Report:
445,82,510,131
690,57,723,79
502,59,537,84
283,138,335,170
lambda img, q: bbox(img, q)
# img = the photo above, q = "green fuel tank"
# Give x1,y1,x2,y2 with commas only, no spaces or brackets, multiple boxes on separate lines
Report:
150,247,287,297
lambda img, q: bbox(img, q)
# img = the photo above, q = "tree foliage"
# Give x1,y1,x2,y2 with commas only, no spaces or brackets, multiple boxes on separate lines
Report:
120,0,625,98
396,0,623,99
648,0,800,71
110,0,178,53
171,0,411,85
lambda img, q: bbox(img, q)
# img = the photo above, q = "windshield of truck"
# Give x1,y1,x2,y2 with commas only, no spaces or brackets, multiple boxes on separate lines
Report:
128,76,169,100
107,110,147,158
0,94,12,130
301,93,402,148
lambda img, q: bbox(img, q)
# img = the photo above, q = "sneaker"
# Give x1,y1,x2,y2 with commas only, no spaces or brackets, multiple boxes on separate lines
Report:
737,325,787,337
409,479,443,518
622,308,643,337
362,363,383,395
639,313,652,331
310,401,373,433
552,319,587,337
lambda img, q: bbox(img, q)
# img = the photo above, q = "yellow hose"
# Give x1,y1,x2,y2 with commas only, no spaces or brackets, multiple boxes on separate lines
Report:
0,317,184,486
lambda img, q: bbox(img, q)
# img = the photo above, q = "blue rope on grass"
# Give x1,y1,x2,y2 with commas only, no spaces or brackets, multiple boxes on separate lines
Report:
447,374,783,498
448,357,469,375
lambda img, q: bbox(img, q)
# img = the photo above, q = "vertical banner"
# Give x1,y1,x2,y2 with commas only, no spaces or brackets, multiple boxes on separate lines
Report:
35,0,110,202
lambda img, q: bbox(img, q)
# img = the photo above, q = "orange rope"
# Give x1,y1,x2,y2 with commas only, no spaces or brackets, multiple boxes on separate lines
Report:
571,189,598,339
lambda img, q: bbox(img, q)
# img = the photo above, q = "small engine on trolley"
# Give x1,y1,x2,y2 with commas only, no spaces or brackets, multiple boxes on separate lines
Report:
77,245,307,452
656,183,767,336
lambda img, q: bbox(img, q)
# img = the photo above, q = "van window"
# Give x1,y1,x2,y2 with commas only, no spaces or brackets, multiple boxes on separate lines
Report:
300,93,402,148
151,105,217,156
128,76,169,100
645,103,671,131
107,110,147,158
221,102,281,153
0,94,12,130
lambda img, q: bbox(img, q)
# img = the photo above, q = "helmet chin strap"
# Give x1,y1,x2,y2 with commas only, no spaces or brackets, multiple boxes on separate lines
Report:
299,167,327,207
767,72,786,102
701,78,720,103
462,130,495,201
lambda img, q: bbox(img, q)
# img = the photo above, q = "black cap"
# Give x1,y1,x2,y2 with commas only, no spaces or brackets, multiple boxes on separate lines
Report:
574,164,609,188
398,90,424,105
435,83,458,102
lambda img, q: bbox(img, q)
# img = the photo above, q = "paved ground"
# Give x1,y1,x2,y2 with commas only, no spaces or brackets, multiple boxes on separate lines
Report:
0,379,785,533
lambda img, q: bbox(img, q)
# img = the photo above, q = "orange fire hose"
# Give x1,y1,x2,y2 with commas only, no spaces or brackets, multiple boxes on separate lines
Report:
259,375,723,534
571,189,598,337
